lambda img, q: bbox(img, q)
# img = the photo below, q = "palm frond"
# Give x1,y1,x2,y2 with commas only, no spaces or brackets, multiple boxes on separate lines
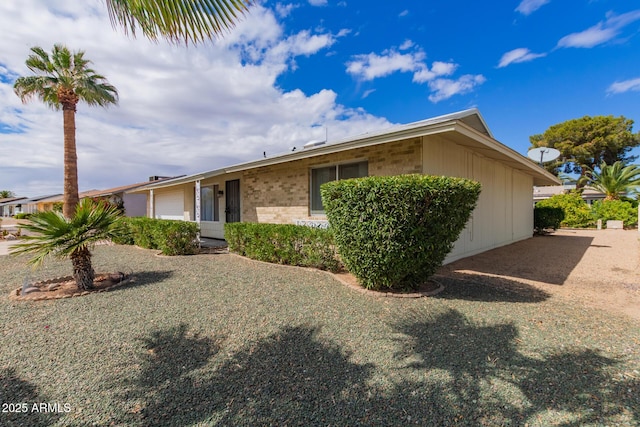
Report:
105,0,251,45
10,199,125,267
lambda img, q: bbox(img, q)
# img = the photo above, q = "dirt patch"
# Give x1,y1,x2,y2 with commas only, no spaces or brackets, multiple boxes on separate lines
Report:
437,229,640,320
9,272,131,301
332,272,444,298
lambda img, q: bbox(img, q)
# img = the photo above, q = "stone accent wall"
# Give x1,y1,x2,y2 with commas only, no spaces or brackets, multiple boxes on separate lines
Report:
242,137,422,223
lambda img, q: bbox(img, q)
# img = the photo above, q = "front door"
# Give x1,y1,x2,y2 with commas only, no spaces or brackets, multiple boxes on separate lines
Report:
225,179,241,223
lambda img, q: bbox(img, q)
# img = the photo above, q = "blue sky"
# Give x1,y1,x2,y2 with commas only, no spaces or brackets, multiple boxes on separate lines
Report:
0,0,639,196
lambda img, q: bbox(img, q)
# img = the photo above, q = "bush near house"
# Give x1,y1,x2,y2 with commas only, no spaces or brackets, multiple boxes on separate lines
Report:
224,223,342,272
14,213,31,219
113,217,199,255
533,206,564,234
321,174,481,291
591,200,638,228
536,193,594,228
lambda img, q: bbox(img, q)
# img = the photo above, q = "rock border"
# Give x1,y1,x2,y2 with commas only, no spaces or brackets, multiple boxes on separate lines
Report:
9,273,132,301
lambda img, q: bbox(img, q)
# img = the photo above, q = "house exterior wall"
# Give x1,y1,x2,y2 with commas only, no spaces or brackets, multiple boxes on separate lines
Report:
122,193,147,217
241,138,422,223
421,134,533,262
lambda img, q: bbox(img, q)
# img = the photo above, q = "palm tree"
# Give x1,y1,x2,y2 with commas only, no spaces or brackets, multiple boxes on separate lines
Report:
14,45,118,218
105,0,252,45
582,161,640,201
10,199,125,291
0,190,15,198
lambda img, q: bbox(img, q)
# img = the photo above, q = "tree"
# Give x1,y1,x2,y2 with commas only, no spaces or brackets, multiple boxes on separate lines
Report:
581,161,640,201
14,45,118,218
529,116,640,183
0,190,15,198
10,199,124,291
105,0,252,45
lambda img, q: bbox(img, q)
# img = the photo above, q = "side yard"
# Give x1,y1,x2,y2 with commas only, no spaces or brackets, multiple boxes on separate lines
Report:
0,230,638,426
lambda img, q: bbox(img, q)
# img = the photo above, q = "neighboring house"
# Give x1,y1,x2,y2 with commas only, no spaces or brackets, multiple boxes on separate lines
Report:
36,178,173,217
533,185,607,205
21,194,62,214
131,109,560,263
0,197,27,217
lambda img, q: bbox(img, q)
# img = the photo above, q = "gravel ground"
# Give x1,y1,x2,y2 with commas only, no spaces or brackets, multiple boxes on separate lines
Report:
0,238,638,426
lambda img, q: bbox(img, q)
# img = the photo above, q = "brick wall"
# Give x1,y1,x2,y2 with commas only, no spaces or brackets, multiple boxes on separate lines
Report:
242,137,422,223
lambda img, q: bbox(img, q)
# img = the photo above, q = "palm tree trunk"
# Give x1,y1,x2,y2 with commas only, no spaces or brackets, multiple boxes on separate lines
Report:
71,247,95,290
62,105,79,218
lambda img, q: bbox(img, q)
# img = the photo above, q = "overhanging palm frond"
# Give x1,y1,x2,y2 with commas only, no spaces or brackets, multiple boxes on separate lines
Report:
105,0,251,44
10,199,126,267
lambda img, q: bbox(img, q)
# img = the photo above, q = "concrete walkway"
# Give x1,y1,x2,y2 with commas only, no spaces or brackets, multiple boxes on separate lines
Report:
0,240,18,256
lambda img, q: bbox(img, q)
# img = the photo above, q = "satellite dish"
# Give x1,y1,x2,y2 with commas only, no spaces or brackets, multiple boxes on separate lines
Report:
527,147,560,166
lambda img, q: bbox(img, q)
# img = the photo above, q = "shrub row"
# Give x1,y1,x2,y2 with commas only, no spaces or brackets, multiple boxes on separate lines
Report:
535,193,638,228
224,222,342,272
113,217,199,255
533,206,564,234
321,174,481,291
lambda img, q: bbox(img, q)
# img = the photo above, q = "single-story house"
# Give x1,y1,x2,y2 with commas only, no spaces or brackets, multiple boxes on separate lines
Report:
131,109,560,263
35,178,175,216
0,197,27,217
21,194,62,214
533,184,607,205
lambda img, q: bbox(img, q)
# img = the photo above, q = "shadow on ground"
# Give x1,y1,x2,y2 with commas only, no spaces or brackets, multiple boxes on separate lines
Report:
440,234,594,285
120,270,174,291
0,368,63,427
434,272,551,303
110,310,638,426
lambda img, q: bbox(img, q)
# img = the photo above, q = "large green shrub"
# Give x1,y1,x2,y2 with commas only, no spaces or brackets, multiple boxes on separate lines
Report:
224,222,342,272
321,174,481,291
113,217,199,255
534,206,564,234
536,193,593,228
591,200,638,228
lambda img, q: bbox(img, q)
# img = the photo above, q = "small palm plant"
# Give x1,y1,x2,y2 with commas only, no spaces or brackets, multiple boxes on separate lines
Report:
10,199,125,291
581,161,640,201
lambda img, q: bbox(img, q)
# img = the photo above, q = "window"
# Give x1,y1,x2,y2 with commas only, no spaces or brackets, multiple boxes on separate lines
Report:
310,161,368,214
200,184,219,221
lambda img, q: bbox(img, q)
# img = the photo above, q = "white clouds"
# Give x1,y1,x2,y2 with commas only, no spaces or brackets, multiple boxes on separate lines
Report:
515,0,550,16
557,10,640,48
497,48,546,68
607,77,640,95
412,61,457,83
308,0,328,6
427,75,486,103
346,43,483,103
0,1,390,195
346,49,424,81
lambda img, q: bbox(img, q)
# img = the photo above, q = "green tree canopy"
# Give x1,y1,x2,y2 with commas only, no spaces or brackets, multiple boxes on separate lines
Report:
0,190,16,198
529,115,640,180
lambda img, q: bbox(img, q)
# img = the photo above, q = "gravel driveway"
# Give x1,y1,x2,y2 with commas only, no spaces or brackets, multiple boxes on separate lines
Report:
437,228,640,320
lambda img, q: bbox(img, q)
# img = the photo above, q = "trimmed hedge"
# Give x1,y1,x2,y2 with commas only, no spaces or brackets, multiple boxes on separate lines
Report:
591,200,638,228
536,193,594,228
224,222,342,272
534,206,564,234
321,174,481,291
113,217,199,255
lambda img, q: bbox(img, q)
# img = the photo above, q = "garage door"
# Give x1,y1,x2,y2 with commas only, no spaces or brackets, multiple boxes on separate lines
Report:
154,190,184,220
